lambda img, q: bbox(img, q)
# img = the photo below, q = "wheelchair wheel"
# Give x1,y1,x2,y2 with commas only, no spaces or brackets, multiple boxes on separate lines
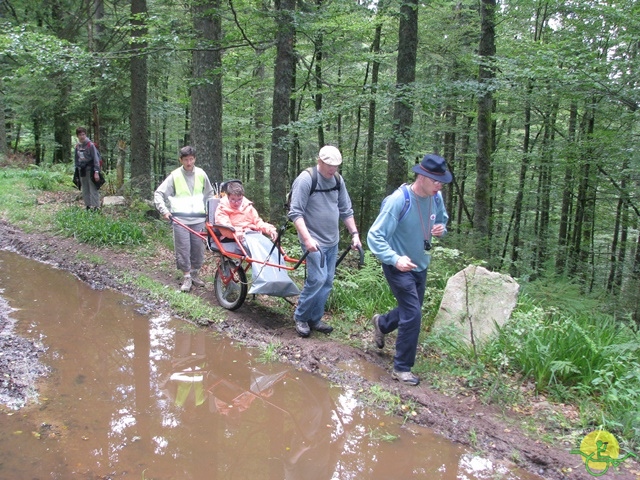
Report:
214,259,248,310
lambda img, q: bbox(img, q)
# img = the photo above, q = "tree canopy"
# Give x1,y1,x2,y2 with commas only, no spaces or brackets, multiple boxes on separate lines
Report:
1,0,638,319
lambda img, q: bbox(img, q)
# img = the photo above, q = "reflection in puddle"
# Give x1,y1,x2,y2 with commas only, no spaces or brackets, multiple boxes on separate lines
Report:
0,250,540,479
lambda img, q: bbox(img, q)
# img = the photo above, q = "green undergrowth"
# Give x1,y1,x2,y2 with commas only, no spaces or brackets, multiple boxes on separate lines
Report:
131,274,224,326
421,284,640,450
55,207,146,246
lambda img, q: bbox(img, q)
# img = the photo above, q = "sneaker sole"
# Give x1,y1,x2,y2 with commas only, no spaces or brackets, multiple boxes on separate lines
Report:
392,373,420,386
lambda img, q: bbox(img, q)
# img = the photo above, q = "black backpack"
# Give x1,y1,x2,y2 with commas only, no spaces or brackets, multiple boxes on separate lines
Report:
286,166,341,210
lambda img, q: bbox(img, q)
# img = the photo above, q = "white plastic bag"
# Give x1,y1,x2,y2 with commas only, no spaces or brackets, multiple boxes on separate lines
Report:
243,232,301,297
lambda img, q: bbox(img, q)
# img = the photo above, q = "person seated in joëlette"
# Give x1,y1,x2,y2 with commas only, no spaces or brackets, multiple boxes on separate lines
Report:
214,181,278,243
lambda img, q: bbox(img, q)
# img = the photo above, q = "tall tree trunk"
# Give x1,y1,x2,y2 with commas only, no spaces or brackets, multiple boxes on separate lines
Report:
613,195,629,292
556,102,578,275
607,158,630,294
270,0,296,222
456,116,473,230
0,85,7,157
443,107,456,221
532,101,558,276
630,229,640,324
252,51,267,214
473,0,496,258
386,0,418,194
314,0,324,147
570,104,597,285
130,0,151,197
33,114,43,165
53,80,70,164
289,55,300,187
510,81,532,277
89,0,104,161
607,195,624,293
361,21,382,231
192,0,223,182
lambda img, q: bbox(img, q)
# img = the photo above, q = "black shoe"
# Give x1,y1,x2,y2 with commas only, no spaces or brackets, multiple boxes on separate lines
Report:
392,370,420,386
310,320,333,334
295,321,310,338
372,314,385,349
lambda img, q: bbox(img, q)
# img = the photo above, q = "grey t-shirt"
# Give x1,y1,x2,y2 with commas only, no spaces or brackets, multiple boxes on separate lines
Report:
288,168,354,247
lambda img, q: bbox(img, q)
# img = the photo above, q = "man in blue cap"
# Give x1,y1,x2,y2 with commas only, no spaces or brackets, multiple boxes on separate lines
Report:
367,154,452,386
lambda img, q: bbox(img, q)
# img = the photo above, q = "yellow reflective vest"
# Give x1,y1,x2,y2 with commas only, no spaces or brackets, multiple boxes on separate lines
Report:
168,167,206,217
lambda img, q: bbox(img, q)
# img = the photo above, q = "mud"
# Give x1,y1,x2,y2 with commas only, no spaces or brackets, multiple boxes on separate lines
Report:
0,207,637,480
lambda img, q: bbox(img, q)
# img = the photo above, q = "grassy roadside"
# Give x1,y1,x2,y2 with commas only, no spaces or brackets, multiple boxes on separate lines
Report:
1,163,638,455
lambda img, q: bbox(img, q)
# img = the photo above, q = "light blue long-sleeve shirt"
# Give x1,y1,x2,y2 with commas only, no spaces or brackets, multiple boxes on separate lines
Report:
367,186,448,272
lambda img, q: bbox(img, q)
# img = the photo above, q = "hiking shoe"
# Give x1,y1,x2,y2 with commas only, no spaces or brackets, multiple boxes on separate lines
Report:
180,276,192,292
310,320,333,335
392,370,420,386
372,314,385,349
295,321,310,338
191,273,205,287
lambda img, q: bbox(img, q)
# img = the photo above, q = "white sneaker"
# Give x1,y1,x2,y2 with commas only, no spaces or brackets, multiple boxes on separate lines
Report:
180,276,192,292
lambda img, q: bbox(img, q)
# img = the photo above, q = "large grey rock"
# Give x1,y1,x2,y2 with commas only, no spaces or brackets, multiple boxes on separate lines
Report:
433,265,519,344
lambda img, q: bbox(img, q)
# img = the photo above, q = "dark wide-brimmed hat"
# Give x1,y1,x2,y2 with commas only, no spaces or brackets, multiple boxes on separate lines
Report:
412,154,453,183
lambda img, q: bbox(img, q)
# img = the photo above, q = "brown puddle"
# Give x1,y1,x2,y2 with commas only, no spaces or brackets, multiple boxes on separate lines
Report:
0,250,541,479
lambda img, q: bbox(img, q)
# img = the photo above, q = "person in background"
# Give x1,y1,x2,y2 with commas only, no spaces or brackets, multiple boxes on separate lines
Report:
154,146,215,292
215,181,278,243
287,145,361,338
367,153,452,386
74,127,101,210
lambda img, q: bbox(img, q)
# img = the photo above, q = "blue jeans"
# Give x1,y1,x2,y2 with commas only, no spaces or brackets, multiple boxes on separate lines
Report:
294,244,338,325
378,263,427,372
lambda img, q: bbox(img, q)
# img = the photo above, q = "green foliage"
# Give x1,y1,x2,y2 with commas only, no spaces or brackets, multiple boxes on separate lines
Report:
484,298,640,444
327,251,397,320
520,277,603,316
257,340,283,364
132,275,224,326
23,165,70,191
0,168,35,202
55,207,145,246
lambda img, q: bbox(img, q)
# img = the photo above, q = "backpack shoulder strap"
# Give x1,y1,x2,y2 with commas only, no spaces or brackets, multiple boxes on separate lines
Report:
305,166,317,194
398,184,411,221
307,166,341,194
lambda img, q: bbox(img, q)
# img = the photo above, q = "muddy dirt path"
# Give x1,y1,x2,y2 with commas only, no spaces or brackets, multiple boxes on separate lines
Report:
0,216,636,480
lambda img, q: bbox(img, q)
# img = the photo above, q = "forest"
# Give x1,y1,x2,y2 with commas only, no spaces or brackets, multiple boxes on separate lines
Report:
0,0,638,320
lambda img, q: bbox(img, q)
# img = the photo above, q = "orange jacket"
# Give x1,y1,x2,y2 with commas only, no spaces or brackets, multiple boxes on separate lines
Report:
215,196,277,239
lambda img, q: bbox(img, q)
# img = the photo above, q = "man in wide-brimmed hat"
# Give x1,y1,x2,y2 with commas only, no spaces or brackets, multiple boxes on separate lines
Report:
367,153,452,386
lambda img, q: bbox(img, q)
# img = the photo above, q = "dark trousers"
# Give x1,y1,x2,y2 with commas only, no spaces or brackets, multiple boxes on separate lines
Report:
378,263,427,372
